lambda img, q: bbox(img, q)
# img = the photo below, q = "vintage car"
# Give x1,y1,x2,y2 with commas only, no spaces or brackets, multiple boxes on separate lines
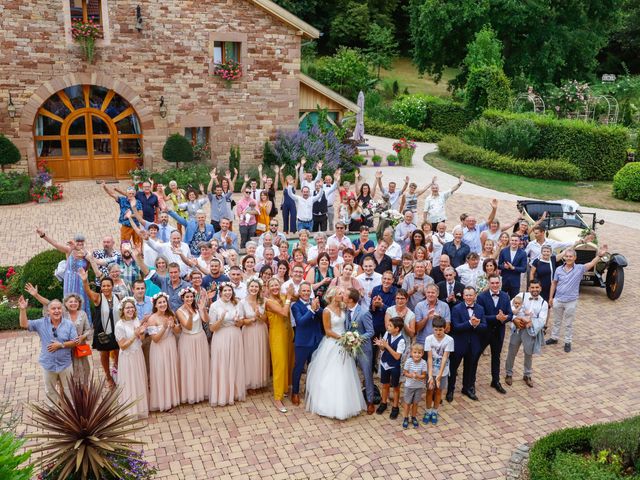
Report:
517,200,627,300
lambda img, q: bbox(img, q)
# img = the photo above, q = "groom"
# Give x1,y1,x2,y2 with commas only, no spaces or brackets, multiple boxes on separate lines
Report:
345,288,376,415
291,282,323,406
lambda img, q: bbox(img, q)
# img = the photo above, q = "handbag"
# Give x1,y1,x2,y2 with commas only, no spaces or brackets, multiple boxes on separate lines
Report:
74,343,92,358
96,332,113,345
256,222,267,232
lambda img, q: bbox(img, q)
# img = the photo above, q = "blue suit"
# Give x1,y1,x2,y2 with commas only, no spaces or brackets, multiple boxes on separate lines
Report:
291,300,323,395
168,210,214,254
498,248,527,298
448,302,486,395
477,290,513,384
346,304,375,404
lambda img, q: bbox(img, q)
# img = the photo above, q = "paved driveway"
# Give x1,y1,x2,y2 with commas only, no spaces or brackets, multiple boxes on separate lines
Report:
1,178,638,479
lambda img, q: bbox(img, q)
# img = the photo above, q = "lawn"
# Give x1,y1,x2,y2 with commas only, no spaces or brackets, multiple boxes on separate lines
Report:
379,58,458,98
424,152,640,212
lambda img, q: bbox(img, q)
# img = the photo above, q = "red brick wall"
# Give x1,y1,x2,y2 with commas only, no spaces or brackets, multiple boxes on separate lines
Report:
0,0,301,175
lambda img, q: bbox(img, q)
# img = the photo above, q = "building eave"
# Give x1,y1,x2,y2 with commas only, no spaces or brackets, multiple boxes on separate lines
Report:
299,73,360,113
249,0,320,39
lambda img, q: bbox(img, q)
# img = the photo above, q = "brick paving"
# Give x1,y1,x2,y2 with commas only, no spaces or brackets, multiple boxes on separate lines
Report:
1,178,639,479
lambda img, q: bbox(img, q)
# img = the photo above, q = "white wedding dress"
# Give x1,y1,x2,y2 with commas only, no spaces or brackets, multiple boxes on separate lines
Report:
305,308,366,420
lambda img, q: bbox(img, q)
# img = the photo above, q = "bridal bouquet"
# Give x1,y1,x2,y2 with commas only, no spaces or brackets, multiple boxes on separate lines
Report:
338,331,364,358
380,209,403,228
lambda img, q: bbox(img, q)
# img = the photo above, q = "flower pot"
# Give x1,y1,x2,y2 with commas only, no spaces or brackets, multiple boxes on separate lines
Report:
387,161,396,166
373,162,381,167
38,197,51,204
397,148,415,166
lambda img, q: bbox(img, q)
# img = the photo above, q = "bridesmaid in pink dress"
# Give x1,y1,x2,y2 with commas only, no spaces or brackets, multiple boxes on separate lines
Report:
239,279,270,392
176,287,210,404
206,283,246,406
114,298,149,419
147,293,181,412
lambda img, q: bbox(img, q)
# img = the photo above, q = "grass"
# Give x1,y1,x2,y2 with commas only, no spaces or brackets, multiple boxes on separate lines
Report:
379,58,458,97
424,152,640,212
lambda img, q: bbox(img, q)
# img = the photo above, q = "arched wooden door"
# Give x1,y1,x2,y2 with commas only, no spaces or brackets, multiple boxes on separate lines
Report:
34,85,143,180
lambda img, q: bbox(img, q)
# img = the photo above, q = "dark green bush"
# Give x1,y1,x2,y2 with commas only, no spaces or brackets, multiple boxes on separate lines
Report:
365,118,442,142
482,110,629,180
550,452,621,480
13,250,65,303
612,163,640,201
0,172,30,205
437,136,582,180
591,416,640,468
462,118,540,158
0,432,33,479
389,95,470,134
0,135,21,171
0,305,43,330
162,133,194,167
149,165,211,193
371,154,382,164
464,66,512,117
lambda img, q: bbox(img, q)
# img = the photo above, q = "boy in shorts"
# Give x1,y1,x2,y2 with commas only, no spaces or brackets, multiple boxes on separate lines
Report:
402,344,428,428
424,315,454,425
374,316,406,420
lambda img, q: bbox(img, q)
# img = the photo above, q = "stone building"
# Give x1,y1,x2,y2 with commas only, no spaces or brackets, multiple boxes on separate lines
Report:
0,0,357,180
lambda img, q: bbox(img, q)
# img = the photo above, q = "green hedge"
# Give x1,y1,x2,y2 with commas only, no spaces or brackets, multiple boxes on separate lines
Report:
389,95,471,135
11,250,65,303
612,162,640,201
365,118,442,142
482,110,629,180
0,173,30,205
437,136,582,180
0,305,43,330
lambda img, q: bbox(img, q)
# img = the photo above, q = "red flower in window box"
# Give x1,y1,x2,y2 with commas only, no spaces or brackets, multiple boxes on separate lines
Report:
213,60,243,88
71,17,103,63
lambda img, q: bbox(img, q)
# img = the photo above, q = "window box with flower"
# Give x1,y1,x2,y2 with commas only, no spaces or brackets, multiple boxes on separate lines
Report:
392,138,417,166
71,17,102,63
213,60,243,88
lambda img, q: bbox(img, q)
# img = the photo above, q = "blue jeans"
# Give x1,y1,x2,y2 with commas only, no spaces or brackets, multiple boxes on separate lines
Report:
297,219,313,231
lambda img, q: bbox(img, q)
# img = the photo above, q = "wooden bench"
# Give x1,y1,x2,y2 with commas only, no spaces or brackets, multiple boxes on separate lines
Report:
357,145,376,156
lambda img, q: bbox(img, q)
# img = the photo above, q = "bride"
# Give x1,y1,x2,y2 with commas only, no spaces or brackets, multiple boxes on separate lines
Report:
305,287,365,420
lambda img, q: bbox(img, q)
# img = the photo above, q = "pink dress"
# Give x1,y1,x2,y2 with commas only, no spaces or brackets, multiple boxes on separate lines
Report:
178,310,210,404
115,319,148,419
148,324,180,412
238,302,270,390
208,300,246,406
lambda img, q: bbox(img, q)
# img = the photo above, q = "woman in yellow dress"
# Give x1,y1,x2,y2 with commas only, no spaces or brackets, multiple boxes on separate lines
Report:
265,277,294,413
255,190,272,236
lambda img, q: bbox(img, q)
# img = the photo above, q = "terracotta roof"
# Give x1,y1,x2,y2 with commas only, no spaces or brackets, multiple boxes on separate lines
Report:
249,0,320,39
299,73,360,113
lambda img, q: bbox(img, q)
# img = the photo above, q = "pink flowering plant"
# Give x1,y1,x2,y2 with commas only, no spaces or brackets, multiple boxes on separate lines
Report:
554,80,591,118
392,138,417,166
71,17,102,63
213,60,243,87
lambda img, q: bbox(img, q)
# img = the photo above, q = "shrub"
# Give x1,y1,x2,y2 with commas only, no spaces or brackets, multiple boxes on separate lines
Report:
229,145,241,173
386,154,398,164
482,110,629,180
352,154,366,165
148,164,211,193
0,135,21,172
462,118,540,158
0,305,43,330
437,136,581,180
371,154,382,164
612,163,640,201
389,95,470,134
312,47,376,102
591,416,640,468
390,94,430,129
364,118,441,142
465,66,512,116
0,172,30,205
0,432,32,480
549,452,621,480
162,133,194,167
13,250,65,303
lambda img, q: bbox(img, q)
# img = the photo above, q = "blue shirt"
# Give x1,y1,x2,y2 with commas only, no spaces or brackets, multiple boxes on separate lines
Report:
28,317,76,372
135,191,159,222
414,299,451,345
202,273,230,291
463,222,488,254
135,296,153,320
553,263,585,302
150,275,192,312
353,239,375,265
369,284,397,331
208,192,233,222
117,196,142,228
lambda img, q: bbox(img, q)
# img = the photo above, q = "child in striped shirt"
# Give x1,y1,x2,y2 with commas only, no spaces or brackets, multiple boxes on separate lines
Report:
402,344,428,429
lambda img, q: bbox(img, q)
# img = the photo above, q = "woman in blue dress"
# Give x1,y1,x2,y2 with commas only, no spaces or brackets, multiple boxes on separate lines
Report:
35,228,95,323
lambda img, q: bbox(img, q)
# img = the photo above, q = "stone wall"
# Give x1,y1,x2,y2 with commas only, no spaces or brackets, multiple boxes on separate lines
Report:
0,0,302,176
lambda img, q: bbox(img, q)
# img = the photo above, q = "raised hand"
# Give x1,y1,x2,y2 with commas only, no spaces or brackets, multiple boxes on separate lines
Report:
35,227,45,237
459,175,465,183
317,161,323,170
262,174,267,183
404,176,409,184
18,295,28,310
24,282,38,296
274,165,280,173
490,198,498,209
209,168,217,179
234,168,238,176
375,170,383,179
77,267,88,282
244,174,250,182
258,164,263,171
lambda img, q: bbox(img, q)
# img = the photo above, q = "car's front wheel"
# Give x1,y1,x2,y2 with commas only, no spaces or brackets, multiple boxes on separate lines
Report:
606,265,625,300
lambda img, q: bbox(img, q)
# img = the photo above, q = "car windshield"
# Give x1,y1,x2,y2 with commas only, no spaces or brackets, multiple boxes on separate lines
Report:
519,201,588,230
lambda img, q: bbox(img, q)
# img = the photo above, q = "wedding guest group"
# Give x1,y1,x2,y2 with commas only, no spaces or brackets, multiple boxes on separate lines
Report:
22,162,605,425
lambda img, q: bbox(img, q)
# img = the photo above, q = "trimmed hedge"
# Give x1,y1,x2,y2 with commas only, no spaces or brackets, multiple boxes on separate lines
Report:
388,95,471,135
482,110,629,180
0,305,43,330
612,162,640,201
11,249,65,303
0,173,30,205
364,118,442,143
437,136,582,181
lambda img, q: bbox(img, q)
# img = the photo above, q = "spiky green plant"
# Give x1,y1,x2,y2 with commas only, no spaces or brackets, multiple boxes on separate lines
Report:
27,376,145,480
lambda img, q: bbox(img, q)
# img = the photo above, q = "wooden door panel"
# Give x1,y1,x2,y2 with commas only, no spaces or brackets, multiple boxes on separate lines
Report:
116,157,137,179
46,158,69,181
67,158,91,179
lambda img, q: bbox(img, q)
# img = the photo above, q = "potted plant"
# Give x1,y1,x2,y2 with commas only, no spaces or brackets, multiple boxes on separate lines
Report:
392,138,417,166
371,154,382,167
71,17,102,63
386,154,398,166
213,59,243,88
31,160,63,203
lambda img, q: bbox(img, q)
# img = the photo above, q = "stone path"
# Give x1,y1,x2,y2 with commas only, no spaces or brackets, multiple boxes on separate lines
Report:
1,170,638,479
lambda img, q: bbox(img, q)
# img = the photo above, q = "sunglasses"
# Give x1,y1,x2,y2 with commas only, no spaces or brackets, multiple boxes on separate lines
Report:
245,191,251,194
52,326,58,338
336,226,345,230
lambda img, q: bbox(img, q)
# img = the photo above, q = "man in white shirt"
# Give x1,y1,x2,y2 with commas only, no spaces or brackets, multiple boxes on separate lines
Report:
381,227,403,267
430,222,454,267
145,230,191,277
255,232,274,262
322,174,339,228
307,233,327,265
525,225,588,264
286,181,324,232
374,171,409,211
326,241,345,268
282,264,313,326
394,210,417,251
327,222,353,253
228,266,247,300
299,158,322,192
356,257,382,308
423,176,464,228
455,253,483,288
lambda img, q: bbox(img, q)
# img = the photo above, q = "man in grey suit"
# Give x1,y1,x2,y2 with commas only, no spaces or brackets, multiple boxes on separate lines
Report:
344,288,376,415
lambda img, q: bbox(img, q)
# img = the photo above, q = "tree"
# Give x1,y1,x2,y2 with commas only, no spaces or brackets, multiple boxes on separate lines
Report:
0,135,21,172
312,47,375,101
464,25,503,70
409,0,625,87
365,23,399,78
329,1,370,49
162,133,193,168
465,66,512,116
